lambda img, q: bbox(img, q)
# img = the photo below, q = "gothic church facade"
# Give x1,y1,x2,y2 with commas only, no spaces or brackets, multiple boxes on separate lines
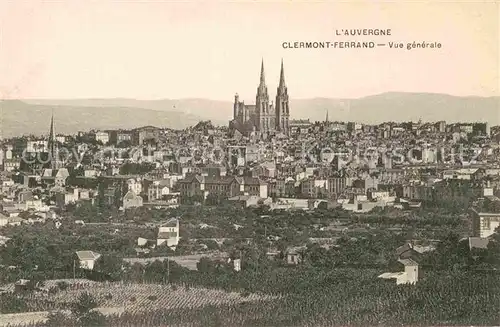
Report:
229,59,290,138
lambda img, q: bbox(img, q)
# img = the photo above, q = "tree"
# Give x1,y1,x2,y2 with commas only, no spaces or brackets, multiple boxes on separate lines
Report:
197,257,218,273
0,293,28,313
485,199,500,213
205,192,225,206
304,243,330,267
71,292,98,318
93,255,124,281
78,310,107,327
70,292,107,326
56,281,69,291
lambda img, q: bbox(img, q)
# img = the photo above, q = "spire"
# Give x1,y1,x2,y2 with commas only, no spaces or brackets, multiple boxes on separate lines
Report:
48,110,57,169
257,58,268,97
325,109,329,123
259,58,266,86
279,58,286,88
49,111,55,150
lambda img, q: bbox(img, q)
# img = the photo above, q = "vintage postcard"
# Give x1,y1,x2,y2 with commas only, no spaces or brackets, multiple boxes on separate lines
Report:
0,1,499,326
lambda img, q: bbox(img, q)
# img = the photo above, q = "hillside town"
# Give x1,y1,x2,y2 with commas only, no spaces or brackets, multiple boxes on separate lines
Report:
0,63,499,326
1,114,499,234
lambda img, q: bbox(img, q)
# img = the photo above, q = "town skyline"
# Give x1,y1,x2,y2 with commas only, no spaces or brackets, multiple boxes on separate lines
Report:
1,90,498,139
1,1,498,101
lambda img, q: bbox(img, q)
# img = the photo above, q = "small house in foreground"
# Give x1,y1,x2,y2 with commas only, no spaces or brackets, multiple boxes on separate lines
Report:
286,246,306,265
157,218,180,248
76,250,101,270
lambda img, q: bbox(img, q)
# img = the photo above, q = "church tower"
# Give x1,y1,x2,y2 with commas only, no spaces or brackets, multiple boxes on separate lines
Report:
256,59,270,133
48,112,62,169
275,59,290,135
48,112,55,157
233,93,240,121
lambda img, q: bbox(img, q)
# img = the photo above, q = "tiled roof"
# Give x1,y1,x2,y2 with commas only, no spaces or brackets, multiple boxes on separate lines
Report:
396,243,413,256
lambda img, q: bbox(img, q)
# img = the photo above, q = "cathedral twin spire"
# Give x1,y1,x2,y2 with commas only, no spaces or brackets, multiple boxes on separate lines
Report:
258,58,287,95
230,59,289,137
257,58,269,97
278,58,286,89
258,58,289,135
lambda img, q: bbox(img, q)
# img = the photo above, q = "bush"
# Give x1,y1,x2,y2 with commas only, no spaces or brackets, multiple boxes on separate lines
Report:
45,311,75,327
79,311,107,327
49,286,59,295
71,292,98,318
0,293,28,313
57,281,69,291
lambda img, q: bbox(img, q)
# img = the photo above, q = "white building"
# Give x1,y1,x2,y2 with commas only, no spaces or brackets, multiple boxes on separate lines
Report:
148,180,171,201
0,215,25,227
56,135,66,144
27,140,48,153
157,218,180,248
470,208,500,238
95,131,110,144
127,178,142,195
84,169,98,178
378,258,419,285
123,190,143,209
233,258,241,272
76,251,101,270
0,213,8,227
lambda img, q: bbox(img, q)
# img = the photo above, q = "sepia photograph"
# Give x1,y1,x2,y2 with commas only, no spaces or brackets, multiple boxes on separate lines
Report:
0,1,499,326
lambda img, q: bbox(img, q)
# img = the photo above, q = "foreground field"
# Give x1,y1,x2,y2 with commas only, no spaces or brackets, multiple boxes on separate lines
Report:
1,268,499,327
0,280,278,326
104,269,500,327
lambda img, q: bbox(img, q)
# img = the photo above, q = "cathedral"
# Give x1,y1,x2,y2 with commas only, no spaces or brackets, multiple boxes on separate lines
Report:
229,59,290,138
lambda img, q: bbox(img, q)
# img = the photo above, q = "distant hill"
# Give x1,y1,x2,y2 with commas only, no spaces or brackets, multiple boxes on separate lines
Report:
1,92,498,137
0,100,208,138
22,98,234,126
290,93,500,125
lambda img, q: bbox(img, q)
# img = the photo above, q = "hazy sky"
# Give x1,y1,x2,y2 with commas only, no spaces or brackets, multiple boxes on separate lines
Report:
0,1,498,101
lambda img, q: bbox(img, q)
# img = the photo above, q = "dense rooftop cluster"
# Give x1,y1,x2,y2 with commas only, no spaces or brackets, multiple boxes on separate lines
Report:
0,118,499,326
